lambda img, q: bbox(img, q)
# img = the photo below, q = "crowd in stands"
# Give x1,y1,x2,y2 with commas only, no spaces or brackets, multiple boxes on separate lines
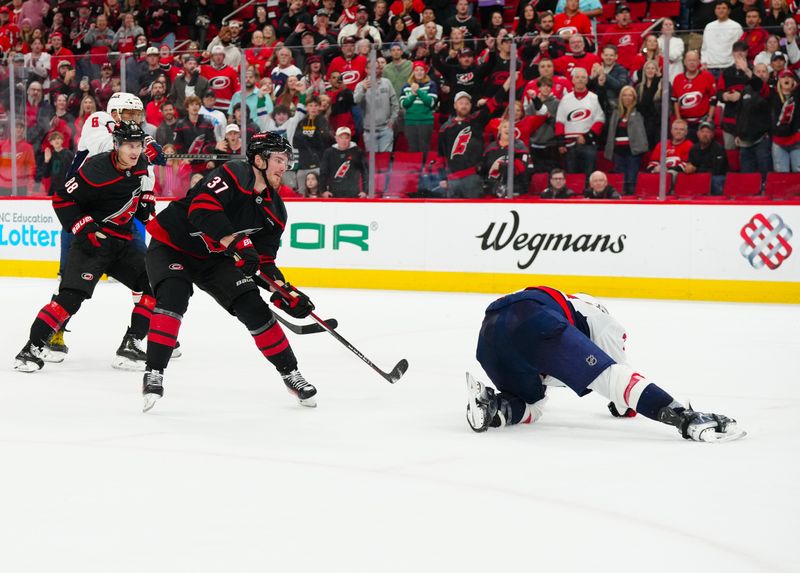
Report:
0,0,799,199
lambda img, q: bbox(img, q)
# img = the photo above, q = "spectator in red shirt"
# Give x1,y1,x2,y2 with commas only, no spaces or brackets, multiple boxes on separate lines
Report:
672,50,717,140
0,120,36,196
145,80,169,127
327,35,368,92
647,118,693,173
90,62,115,111
554,34,601,78
740,8,771,61
47,31,74,80
553,0,593,42
600,4,647,73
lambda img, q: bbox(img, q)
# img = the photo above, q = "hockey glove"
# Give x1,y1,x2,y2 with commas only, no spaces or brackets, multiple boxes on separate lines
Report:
143,136,167,166
608,401,637,418
135,191,156,222
270,283,314,319
226,235,260,277
71,215,108,254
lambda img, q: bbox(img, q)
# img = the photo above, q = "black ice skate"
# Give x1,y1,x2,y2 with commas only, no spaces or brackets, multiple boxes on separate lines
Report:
14,341,45,373
112,328,146,371
142,369,164,412
466,372,502,432
41,328,69,363
282,369,317,407
658,405,746,443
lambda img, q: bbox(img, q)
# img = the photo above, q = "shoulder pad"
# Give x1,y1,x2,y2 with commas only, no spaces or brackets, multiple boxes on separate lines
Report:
221,160,256,193
79,153,121,187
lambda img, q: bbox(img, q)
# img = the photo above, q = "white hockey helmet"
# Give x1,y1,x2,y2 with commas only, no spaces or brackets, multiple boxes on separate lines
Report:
107,92,144,114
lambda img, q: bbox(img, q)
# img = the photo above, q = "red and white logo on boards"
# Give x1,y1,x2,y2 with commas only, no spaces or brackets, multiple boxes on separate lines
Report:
740,213,793,270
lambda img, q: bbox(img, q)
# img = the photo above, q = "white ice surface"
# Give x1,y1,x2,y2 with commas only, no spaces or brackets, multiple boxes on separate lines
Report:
0,277,797,573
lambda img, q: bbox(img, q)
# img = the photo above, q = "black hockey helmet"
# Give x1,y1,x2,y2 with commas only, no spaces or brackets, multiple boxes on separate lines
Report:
112,120,146,147
246,131,293,165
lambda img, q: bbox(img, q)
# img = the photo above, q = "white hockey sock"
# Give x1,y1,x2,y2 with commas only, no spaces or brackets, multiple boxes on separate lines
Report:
589,364,651,413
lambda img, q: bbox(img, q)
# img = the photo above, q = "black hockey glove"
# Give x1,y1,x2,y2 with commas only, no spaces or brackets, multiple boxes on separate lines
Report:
136,191,156,222
271,283,314,319
608,402,637,418
226,235,260,277
71,215,108,255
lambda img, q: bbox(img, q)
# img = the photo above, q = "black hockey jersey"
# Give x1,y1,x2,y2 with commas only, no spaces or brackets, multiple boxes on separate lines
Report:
319,143,368,198
147,160,286,265
438,96,501,178
52,151,149,240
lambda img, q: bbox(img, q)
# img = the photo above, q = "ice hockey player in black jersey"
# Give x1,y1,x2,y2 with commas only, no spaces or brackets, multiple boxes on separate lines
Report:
15,121,156,373
141,132,317,412
466,287,746,442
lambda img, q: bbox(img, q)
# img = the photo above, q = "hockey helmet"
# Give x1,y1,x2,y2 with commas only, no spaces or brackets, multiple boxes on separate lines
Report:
246,131,293,165
112,120,146,148
107,92,144,114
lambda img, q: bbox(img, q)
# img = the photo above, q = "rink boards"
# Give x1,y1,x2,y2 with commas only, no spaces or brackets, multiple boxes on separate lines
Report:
0,198,798,303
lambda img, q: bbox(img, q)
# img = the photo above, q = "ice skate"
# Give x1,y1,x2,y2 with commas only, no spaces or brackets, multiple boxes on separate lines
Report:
658,405,746,443
14,342,44,373
112,328,146,371
282,369,317,407
171,341,182,359
466,372,501,432
142,369,164,412
40,329,68,363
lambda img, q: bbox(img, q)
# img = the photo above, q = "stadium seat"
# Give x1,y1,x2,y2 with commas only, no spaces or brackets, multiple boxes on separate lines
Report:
726,149,740,172
722,172,763,199
566,173,587,194
629,2,648,21
673,173,711,199
385,171,421,198
765,172,800,200
392,152,424,172
374,152,391,173
531,172,549,195
602,2,620,22
606,173,625,194
649,2,681,19
373,173,389,198
633,172,664,199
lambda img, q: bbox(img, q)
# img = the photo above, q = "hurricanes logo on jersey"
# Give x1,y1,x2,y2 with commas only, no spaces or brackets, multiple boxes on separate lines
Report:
334,160,351,179
103,188,141,227
451,126,472,157
340,70,362,85
456,72,474,84
209,76,232,91
190,227,262,254
618,34,633,47
778,99,796,126
567,108,591,122
678,91,703,110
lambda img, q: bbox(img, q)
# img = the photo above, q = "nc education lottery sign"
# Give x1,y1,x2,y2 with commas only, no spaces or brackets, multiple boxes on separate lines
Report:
0,200,62,261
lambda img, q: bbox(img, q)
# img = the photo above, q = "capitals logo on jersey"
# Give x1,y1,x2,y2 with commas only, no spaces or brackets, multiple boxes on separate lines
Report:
334,160,351,179
451,126,472,157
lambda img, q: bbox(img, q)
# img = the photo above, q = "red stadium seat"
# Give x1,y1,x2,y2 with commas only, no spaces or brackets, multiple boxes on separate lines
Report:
374,152,391,173
385,171,420,198
673,172,711,199
602,2,620,22
649,2,681,19
765,172,800,200
606,173,625,194
531,172,549,195
726,149,740,172
566,173,587,194
392,151,424,172
373,173,389,198
633,172,664,199
629,2,648,22
722,172,763,199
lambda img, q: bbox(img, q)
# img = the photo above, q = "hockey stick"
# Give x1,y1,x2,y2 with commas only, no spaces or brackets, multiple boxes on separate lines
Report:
256,270,409,384
164,153,246,161
273,311,339,335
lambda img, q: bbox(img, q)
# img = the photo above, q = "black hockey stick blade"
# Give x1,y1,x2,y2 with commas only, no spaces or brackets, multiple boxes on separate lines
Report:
256,270,409,383
273,312,338,335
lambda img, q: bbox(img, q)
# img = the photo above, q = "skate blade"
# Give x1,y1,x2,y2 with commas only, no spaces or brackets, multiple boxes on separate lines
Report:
171,347,182,359
14,359,42,373
465,372,489,432
39,348,66,363
698,426,747,443
112,356,146,371
143,393,160,412
298,396,317,408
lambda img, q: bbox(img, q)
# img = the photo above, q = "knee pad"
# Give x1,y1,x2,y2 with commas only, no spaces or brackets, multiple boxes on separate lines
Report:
54,288,87,316
154,278,192,317
231,290,273,332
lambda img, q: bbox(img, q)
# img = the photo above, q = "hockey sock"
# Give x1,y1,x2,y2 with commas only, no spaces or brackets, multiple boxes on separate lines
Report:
30,301,71,346
130,294,155,339
146,309,182,371
251,319,298,375
593,364,680,422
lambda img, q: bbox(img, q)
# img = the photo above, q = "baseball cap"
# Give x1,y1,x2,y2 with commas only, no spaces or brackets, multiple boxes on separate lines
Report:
225,124,241,134
413,60,428,71
203,89,216,98
78,0,91,7
342,35,357,44
778,69,797,79
698,120,714,131
454,91,472,102
316,9,330,17
307,55,321,64
211,45,225,55
101,62,113,70
616,4,631,13
335,126,352,137
771,51,787,61
50,31,63,39
459,47,474,57
146,47,159,56
357,4,368,12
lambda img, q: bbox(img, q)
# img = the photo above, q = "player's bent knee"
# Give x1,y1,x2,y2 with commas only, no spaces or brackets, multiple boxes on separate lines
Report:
54,288,87,316
154,278,192,316
231,290,272,331
590,363,650,412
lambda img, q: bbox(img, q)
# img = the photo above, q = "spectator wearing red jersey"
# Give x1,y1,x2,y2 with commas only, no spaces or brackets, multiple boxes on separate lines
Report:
647,118,693,173
200,45,240,113
555,66,605,176
0,121,36,196
600,5,647,73
245,29,274,77
113,12,144,55
553,0,593,43
327,36,368,92
672,50,717,140
145,80,169,127
47,32,74,80
90,63,115,111
554,34,601,79
523,58,573,106
740,8,771,61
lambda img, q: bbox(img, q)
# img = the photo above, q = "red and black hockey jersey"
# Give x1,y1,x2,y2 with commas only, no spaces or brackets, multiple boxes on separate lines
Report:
647,139,693,172
147,160,286,264
672,70,717,124
52,152,149,241
438,97,501,178
319,143,368,198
